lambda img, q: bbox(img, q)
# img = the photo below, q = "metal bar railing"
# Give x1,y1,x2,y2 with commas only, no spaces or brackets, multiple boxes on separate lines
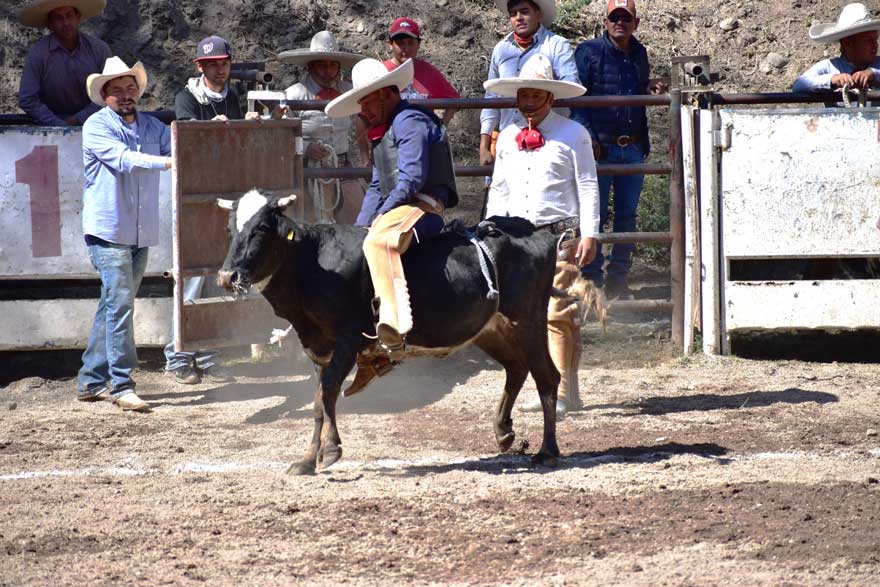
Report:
302,162,671,181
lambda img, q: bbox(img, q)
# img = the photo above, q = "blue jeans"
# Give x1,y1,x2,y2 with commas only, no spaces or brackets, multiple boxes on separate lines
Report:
163,276,217,372
581,143,645,287
77,237,148,397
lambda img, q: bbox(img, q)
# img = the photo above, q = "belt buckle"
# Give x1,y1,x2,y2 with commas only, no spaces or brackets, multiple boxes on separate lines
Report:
616,135,632,147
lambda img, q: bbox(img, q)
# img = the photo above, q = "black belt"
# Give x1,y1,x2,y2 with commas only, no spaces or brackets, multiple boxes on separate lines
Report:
597,133,643,147
536,217,580,237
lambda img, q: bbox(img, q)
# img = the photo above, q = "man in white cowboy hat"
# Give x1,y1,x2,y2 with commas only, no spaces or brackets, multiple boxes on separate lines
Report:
325,58,457,360
175,35,244,122
793,3,880,92
76,57,172,412
484,53,600,418
18,0,111,126
479,0,578,166
278,30,366,224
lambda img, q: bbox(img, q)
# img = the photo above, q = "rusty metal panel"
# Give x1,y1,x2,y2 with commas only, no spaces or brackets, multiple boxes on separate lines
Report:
719,108,880,258
0,126,173,279
171,120,302,351
726,280,880,330
0,298,171,350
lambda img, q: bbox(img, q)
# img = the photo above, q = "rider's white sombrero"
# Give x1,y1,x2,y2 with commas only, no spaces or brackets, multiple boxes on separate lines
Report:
494,0,556,27
325,58,414,118
86,57,148,106
20,0,105,28
277,31,364,69
484,54,586,99
809,3,880,43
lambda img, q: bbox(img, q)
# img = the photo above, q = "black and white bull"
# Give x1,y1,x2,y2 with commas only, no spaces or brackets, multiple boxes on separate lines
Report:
217,189,562,474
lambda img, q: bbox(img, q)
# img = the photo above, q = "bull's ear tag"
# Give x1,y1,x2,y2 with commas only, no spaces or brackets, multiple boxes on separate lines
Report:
287,229,295,241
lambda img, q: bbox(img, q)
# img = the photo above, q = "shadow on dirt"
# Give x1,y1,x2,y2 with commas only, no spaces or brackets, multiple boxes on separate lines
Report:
147,348,499,425
382,442,730,477
589,388,838,416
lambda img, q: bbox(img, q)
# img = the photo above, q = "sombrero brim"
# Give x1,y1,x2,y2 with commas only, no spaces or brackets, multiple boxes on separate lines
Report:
20,0,105,28
484,77,586,99
86,62,148,106
494,0,556,27
809,19,880,43
277,49,364,68
325,59,414,118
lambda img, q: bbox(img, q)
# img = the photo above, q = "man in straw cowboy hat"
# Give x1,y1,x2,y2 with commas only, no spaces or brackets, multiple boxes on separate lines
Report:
484,53,600,418
793,3,880,92
479,0,578,167
279,30,366,224
76,57,172,412
324,58,457,360
18,0,111,126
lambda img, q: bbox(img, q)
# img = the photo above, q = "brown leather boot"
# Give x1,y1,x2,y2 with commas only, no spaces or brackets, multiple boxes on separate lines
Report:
343,355,394,397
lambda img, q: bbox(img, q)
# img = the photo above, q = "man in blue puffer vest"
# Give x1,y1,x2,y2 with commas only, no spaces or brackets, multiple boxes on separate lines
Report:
572,0,666,300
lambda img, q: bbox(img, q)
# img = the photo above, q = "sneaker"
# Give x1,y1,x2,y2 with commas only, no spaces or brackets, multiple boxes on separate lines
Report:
113,390,150,412
77,385,110,402
604,279,635,301
170,365,201,385
200,365,234,383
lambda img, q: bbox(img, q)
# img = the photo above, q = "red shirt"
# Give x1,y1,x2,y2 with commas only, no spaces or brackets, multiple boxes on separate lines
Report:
383,58,460,100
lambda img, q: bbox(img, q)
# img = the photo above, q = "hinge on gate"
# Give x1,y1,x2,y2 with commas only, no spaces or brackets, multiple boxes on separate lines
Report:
712,123,733,151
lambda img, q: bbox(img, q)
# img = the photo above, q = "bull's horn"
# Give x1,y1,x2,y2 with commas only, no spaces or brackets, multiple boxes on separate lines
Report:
276,194,298,209
216,198,236,210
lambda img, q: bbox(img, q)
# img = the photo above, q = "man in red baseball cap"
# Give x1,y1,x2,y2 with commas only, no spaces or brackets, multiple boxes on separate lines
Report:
384,17,459,123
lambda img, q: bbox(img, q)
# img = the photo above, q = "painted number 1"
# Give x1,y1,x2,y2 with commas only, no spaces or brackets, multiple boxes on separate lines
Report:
15,145,61,258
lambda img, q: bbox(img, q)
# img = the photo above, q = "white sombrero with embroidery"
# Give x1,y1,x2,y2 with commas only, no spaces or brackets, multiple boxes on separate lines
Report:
809,3,880,43
494,0,556,27
278,31,364,68
484,54,585,99
86,57,148,106
20,0,105,28
325,58,414,118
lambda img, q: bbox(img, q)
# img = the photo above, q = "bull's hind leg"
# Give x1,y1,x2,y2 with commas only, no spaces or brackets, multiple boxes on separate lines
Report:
475,324,529,453
525,333,561,468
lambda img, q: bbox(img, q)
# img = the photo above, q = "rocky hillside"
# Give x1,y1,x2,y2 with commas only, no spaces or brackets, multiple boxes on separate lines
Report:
0,0,858,155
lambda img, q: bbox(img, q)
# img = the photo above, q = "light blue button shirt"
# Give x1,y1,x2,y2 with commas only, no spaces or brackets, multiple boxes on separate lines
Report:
82,106,171,247
480,25,579,135
792,57,880,92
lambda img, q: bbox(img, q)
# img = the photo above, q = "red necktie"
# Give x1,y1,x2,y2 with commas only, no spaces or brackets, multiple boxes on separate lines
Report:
515,119,545,151
316,87,342,100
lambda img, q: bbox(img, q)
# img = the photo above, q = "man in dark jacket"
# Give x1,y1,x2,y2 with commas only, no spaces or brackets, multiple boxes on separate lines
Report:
174,35,243,121
325,58,457,359
571,0,666,300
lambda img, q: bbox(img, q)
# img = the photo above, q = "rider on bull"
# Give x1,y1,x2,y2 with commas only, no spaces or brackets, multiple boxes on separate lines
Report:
325,58,457,361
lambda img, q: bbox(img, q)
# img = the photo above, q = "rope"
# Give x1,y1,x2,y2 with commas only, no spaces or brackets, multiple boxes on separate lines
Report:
839,83,866,108
306,140,342,223
466,228,500,300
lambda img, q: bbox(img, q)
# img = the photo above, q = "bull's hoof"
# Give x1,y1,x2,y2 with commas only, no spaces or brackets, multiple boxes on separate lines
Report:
286,461,317,476
496,431,516,453
318,445,343,470
531,452,560,468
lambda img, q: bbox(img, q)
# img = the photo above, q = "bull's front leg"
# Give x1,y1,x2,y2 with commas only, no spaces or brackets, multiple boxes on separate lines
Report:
287,379,326,476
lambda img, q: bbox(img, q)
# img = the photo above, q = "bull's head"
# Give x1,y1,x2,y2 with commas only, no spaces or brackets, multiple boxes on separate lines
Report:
216,189,298,297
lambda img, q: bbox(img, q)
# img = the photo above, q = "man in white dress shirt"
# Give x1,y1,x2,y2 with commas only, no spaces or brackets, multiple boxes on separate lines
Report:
485,54,600,417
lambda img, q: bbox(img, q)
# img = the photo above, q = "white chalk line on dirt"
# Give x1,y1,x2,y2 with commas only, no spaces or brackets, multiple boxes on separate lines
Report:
2,448,878,482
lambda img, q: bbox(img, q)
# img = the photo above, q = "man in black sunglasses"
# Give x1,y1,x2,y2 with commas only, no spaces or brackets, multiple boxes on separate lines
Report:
571,0,666,301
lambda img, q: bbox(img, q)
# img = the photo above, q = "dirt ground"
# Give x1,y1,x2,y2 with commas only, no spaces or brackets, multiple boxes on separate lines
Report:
2,319,879,587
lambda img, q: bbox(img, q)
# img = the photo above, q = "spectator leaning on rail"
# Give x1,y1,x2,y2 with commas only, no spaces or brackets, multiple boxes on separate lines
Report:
18,0,112,126
479,0,578,166
484,54,600,418
324,59,457,361
164,36,240,386
174,35,243,121
572,0,667,301
383,17,461,124
76,57,172,413
792,3,880,93
277,31,366,224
